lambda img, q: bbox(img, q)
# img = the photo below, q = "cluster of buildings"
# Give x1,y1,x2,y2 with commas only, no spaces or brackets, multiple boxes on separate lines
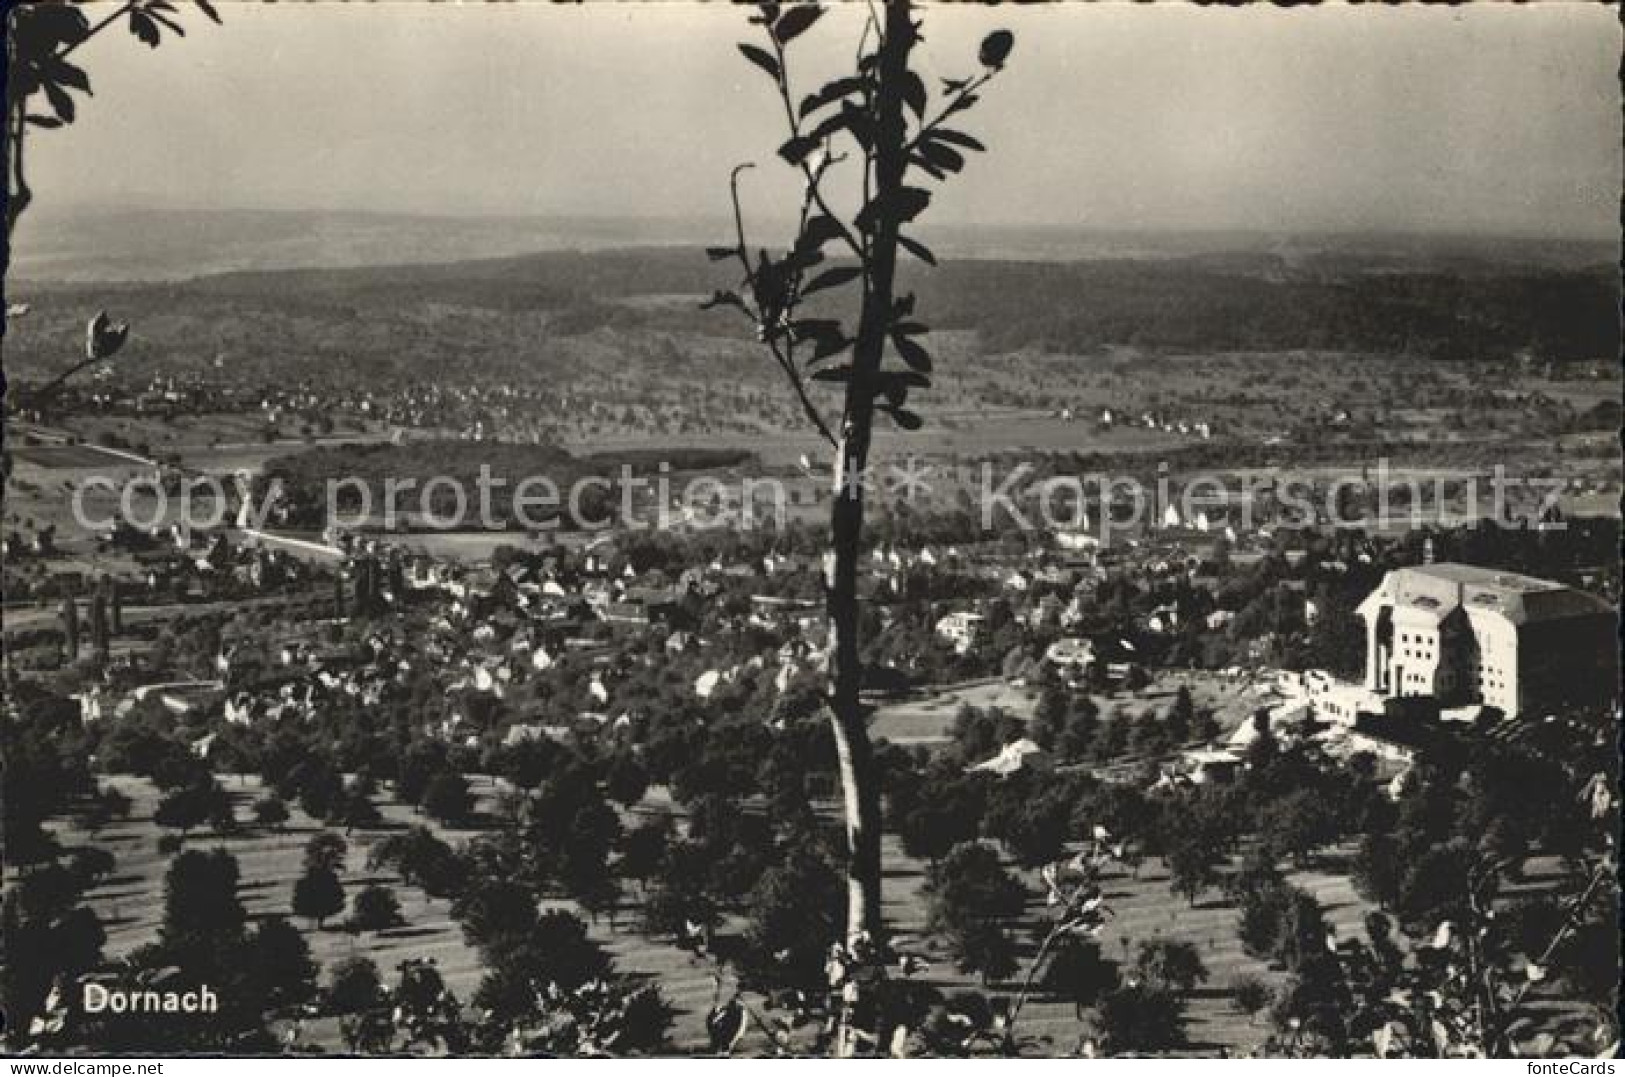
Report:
1158,561,1615,789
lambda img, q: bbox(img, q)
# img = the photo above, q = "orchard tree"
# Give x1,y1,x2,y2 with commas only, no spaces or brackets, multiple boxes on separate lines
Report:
350,884,405,933
245,916,319,1013
1040,937,1120,1020
252,795,290,831
303,831,349,874
154,847,246,967
325,955,385,1015
705,5,1013,1047
292,863,345,929
744,846,845,990
922,841,1025,984
1133,938,1209,997
421,771,474,826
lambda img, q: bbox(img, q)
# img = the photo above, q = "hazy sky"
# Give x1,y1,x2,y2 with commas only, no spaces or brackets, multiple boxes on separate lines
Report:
24,1,1623,238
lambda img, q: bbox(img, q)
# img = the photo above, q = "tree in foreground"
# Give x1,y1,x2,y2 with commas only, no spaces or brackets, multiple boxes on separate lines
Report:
705,1,1012,1051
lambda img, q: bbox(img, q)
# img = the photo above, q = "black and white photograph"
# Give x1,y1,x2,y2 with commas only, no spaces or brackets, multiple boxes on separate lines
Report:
1,0,1620,1061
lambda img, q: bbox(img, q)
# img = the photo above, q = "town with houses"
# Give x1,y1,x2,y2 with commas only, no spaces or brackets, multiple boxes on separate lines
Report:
3,0,1620,1062
5,372,1618,1055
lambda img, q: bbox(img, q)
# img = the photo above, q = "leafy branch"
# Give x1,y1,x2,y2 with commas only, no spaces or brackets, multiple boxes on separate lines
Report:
3,0,219,409
704,2,1012,1055
705,1,1013,445
1001,833,1119,1048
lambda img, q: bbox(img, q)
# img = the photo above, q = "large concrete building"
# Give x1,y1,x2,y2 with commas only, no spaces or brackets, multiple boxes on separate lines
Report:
1356,562,1615,717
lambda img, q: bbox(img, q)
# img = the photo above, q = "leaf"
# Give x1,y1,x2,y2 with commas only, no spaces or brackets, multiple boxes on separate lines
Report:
194,0,223,24
737,43,781,81
802,265,862,296
891,320,927,337
128,10,162,46
790,318,842,343
773,4,823,44
147,12,186,37
945,93,980,117
909,155,945,182
805,107,854,146
785,244,824,273
928,128,985,153
839,102,876,151
705,246,736,262
876,370,929,408
778,134,819,167
809,332,850,361
24,115,64,129
900,70,927,118
23,4,90,51
810,365,853,383
799,76,864,119
894,186,931,223
86,311,130,361
802,215,845,250
855,186,931,234
898,234,937,266
894,335,933,373
884,406,924,431
699,290,750,315
979,29,1014,69
47,60,90,94
916,139,965,175
42,82,75,123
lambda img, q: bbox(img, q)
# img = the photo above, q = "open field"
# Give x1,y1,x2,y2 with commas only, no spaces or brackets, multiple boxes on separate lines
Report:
49,771,1391,1056
8,342,1618,578
881,833,1377,1056
9,444,155,469
868,669,1267,748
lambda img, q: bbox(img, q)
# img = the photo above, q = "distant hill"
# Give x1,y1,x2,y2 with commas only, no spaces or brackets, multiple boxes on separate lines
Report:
5,237,1615,385
9,206,1615,284
8,207,726,284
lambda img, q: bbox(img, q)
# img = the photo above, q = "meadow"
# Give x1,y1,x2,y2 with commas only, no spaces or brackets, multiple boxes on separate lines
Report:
62,771,1381,1056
